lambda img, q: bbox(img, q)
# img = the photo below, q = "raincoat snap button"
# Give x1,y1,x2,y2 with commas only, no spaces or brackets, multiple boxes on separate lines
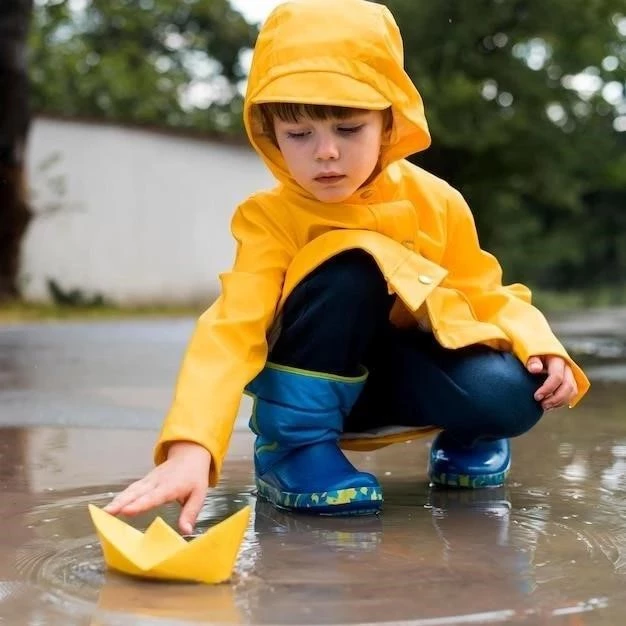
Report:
418,275,433,285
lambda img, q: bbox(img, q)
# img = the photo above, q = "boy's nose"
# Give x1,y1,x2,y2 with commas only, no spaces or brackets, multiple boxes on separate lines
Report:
314,135,339,161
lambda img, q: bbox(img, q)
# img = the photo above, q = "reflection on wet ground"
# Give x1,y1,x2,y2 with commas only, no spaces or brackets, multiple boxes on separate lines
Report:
0,313,625,625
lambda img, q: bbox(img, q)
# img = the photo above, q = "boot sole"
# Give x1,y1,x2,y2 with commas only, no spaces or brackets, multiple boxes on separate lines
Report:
429,467,510,488
256,478,383,516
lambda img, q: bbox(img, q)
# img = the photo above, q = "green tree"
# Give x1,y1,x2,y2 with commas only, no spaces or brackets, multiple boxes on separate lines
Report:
378,0,626,291
0,0,33,300
28,0,256,134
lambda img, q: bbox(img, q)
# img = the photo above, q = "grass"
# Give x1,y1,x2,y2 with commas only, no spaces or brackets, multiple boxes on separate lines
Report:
532,286,626,315
1,286,624,324
0,300,205,324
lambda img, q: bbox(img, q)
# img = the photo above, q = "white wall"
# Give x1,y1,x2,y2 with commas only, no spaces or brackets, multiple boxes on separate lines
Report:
21,117,275,305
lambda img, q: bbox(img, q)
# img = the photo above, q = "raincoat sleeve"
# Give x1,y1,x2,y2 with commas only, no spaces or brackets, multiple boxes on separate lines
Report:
441,188,590,406
153,199,295,485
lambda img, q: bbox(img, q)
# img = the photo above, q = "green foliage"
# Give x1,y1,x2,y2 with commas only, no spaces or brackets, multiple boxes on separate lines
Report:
46,277,108,307
28,0,256,134
377,0,626,289
28,0,626,291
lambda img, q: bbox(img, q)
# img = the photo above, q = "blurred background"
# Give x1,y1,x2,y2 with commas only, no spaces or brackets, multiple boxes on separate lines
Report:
1,0,625,315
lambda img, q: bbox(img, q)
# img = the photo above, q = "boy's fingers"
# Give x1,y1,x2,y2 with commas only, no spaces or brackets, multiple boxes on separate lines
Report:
119,483,175,515
534,359,565,400
543,369,578,410
535,378,557,400
104,479,154,513
543,387,567,409
527,357,544,373
102,456,209,522
107,474,174,514
568,370,578,400
179,487,207,535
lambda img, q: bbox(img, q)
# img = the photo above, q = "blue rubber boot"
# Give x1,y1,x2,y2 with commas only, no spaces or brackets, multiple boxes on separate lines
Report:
428,431,511,488
245,363,383,515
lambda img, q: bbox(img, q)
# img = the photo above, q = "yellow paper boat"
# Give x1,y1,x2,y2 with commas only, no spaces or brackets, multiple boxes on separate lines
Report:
88,504,251,584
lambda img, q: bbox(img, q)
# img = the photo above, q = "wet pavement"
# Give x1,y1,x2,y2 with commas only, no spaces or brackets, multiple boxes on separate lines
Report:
0,311,625,625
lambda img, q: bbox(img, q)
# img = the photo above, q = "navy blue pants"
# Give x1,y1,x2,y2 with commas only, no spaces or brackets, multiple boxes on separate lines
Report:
269,250,544,444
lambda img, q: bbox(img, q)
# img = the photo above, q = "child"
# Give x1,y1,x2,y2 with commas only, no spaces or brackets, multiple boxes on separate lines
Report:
106,0,589,533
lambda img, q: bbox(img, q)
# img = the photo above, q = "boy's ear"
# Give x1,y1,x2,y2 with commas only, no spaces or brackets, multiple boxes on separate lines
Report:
381,126,393,146
254,104,278,145
381,107,394,145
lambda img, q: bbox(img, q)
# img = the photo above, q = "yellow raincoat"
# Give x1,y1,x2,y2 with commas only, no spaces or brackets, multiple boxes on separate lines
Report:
155,0,590,485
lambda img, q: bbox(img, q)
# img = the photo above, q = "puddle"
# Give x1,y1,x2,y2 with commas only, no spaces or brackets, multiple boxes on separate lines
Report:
3,421,626,625
1,317,626,624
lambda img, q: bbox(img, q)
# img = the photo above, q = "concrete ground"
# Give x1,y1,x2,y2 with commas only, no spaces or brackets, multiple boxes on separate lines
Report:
0,312,625,625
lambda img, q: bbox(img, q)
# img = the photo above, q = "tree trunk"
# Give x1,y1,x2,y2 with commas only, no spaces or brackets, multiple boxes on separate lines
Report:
0,0,33,301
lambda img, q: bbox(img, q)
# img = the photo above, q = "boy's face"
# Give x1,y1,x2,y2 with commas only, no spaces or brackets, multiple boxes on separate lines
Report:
273,110,385,203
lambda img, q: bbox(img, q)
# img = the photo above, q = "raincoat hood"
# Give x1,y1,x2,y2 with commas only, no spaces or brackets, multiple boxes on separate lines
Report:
244,0,431,193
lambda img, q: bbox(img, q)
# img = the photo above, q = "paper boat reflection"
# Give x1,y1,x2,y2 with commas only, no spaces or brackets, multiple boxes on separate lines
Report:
88,504,251,584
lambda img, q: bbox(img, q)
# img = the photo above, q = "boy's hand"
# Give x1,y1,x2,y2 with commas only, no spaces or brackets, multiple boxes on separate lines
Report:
526,355,578,411
103,441,211,535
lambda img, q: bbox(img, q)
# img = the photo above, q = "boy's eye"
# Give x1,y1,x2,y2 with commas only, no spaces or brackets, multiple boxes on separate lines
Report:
337,124,364,134
286,131,310,139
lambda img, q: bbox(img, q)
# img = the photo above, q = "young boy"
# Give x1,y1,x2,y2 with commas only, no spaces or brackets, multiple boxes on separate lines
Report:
106,0,589,533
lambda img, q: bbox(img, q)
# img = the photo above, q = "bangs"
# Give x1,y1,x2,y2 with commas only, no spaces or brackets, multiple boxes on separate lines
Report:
256,102,393,144
260,102,371,123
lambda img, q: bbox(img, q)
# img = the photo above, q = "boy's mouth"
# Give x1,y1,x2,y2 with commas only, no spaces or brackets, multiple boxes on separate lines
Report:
314,173,346,184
